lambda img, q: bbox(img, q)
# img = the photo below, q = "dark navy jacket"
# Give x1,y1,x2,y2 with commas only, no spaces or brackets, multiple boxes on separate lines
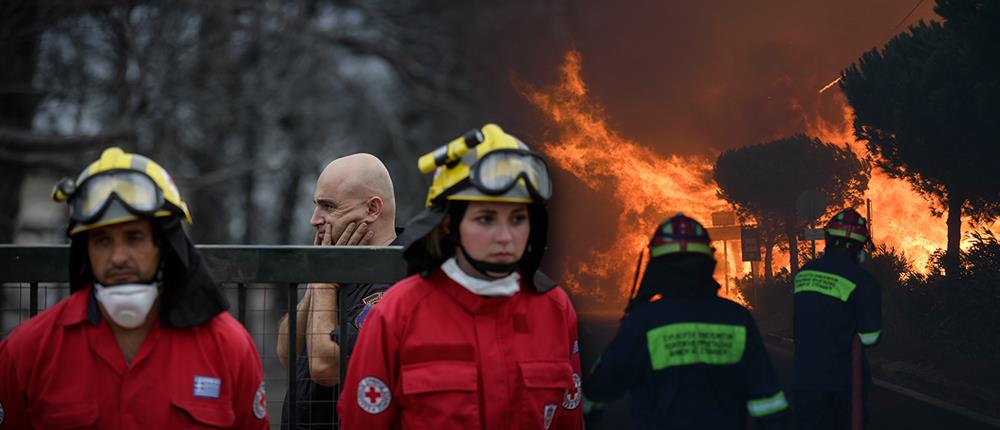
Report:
587,261,788,429
793,248,882,390
280,280,392,430
281,235,402,429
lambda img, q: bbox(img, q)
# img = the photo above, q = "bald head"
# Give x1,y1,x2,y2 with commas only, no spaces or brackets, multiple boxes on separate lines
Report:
310,153,397,245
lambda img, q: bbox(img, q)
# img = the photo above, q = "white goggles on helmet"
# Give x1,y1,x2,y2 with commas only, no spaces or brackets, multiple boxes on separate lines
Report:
62,170,164,224
469,149,553,202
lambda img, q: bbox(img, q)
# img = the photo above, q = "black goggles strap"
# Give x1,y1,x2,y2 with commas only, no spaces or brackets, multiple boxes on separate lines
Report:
458,245,519,279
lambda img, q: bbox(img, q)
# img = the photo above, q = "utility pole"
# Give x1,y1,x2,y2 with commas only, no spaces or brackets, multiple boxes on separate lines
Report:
723,241,729,294
867,198,873,238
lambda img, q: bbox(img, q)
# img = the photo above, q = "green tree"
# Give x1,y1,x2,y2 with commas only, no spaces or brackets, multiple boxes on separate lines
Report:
714,134,869,277
840,12,1000,278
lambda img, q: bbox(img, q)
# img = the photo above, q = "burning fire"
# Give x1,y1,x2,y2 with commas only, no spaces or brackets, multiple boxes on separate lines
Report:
803,96,1000,272
521,51,748,305
523,51,998,306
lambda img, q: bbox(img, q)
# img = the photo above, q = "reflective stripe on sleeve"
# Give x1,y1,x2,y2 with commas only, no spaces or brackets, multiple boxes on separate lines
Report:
747,390,788,417
582,396,604,415
859,330,881,346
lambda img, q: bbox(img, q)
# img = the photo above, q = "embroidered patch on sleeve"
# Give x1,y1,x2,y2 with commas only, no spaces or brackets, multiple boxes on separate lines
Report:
544,403,557,429
353,292,385,329
563,373,581,410
253,382,267,420
362,291,384,306
193,376,221,399
354,305,373,329
357,376,392,414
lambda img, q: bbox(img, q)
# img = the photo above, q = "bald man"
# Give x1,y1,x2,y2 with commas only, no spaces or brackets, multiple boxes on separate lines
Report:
277,153,399,429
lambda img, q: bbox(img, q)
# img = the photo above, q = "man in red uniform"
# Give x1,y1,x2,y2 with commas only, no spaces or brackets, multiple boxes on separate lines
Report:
337,124,583,429
0,147,269,429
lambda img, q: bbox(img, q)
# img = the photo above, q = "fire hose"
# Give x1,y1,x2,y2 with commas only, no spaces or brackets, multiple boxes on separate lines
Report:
852,334,863,430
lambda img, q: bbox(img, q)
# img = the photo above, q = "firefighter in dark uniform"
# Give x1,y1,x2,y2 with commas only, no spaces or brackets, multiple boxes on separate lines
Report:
279,270,402,430
277,153,400,429
585,213,788,429
793,208,882,429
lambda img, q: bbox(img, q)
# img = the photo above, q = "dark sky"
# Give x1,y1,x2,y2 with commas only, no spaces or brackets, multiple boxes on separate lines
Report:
466,0,938,157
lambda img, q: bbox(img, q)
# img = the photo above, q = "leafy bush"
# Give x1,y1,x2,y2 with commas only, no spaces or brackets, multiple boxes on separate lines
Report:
861,230,1000,360
740,269,792,316
917,229,1000,359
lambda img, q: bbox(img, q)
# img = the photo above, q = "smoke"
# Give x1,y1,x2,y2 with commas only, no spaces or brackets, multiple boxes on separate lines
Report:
468,0,938,154
459,0,941,303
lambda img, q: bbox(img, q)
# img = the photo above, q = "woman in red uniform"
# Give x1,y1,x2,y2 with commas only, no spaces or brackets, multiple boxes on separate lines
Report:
337,124,583,429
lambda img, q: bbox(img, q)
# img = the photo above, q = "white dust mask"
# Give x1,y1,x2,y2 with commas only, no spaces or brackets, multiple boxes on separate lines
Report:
442,257,521,297
94,282,160,329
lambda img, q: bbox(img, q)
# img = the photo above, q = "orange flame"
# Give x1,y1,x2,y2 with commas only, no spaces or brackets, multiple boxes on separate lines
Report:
523,51,1000,305
803,95,1000,272
522,51,748,305
523,51,997,307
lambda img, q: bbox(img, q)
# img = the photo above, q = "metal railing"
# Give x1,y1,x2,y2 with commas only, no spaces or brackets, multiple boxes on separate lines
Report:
0,244,406,429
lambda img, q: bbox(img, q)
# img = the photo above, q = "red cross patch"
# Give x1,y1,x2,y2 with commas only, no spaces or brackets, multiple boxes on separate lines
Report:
252,382,267,420
357,376,392,414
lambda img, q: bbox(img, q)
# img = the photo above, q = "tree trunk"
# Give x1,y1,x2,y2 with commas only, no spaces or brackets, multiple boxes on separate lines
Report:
787,226,800,275
764,243,773,281
241,109,259,244
945,194,963,279
277,160,304,246
188,7,236,244
240,12,262,244
0,1,41,243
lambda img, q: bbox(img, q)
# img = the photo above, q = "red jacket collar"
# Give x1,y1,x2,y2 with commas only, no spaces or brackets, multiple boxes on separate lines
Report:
430,267,525,315
58,284,100,326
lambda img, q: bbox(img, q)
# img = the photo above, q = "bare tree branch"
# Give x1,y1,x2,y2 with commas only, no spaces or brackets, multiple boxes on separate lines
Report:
0,127,135,152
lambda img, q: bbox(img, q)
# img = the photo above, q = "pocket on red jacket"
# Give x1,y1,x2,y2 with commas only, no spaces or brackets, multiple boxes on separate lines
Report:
518,361,573,429
31,400,98,429
171,398,236,428
401,361,479,429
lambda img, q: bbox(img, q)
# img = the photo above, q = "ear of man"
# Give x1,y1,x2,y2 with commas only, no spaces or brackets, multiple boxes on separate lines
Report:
366,196,383,222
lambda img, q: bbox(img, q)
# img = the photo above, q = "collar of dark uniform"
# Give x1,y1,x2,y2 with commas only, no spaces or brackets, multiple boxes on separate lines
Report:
823,247,859,262
57,284,101,326
330,233,401,311
640,257,720,300
87,287,101,325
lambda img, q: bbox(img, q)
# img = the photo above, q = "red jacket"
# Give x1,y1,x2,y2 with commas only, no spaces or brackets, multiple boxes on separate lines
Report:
0,286,269,429
337,269,583,430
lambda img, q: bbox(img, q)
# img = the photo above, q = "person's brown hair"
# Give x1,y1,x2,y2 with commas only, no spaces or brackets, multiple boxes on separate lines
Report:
424,222,453,262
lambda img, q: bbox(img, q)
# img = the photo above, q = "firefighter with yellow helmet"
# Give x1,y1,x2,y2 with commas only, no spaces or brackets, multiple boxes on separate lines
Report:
338,124,583,429
585,213,789,429
0,147,269,428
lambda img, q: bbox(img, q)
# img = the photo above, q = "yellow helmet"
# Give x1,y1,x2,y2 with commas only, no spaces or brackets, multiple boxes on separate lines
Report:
420,123,552,207
52,147,192,236
402,124,556,292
